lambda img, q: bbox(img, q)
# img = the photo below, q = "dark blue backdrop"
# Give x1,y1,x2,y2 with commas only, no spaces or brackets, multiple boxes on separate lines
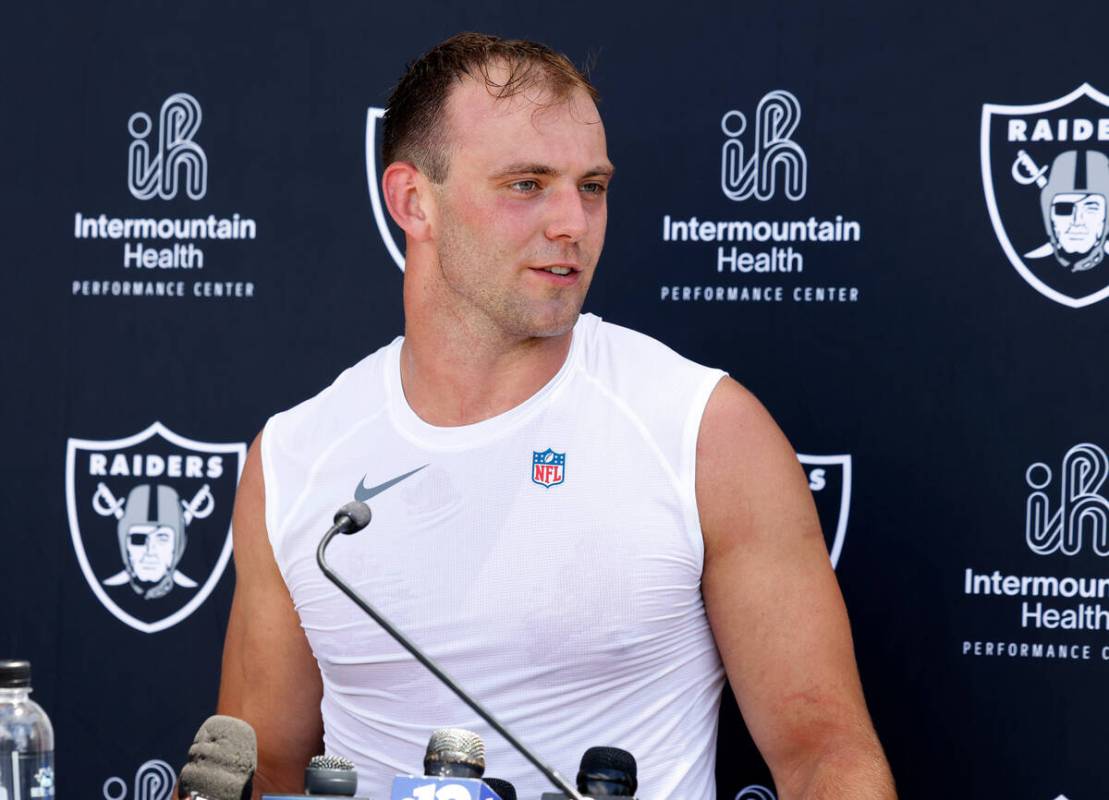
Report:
3,3,1108,798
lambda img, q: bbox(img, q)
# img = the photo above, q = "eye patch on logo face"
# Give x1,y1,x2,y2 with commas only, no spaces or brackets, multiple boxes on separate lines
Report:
1052,201,1077,217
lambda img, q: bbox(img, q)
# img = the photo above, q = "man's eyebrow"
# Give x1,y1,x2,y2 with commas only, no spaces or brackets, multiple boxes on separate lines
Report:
490,163,616,180
491,163,559,178
583,164,616,179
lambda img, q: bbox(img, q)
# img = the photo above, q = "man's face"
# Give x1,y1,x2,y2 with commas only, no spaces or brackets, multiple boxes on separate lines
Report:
1051,192,1107,254
126,524,176,583
430,75,613,339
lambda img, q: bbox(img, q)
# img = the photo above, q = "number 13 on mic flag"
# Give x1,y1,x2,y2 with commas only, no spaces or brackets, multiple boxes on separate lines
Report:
391,776,503,800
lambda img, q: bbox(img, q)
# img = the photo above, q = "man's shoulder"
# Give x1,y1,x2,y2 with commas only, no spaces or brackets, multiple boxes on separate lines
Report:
579,313,724,392
575,315,726,472
265,337,399,453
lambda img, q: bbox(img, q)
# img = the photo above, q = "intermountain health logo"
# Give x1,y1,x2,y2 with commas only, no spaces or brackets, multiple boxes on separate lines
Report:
982,84,1109,307
660,91,863,305
127,93,207,201
720,90,807,202
1026,443,1109,556
962,442,1109,664
65,422,245,633
101,760,175,800
71,92,258,302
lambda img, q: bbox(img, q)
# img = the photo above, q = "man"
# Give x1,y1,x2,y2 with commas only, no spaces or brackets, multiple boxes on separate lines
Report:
217,33,896,798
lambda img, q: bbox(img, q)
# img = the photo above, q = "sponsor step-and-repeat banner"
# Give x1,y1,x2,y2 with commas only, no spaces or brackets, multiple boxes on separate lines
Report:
2,3,1107,798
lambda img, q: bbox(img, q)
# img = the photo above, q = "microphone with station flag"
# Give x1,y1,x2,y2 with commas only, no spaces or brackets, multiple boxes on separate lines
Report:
540,747,638,799
178,715,257,800
317,501,584,800
390,728,503,800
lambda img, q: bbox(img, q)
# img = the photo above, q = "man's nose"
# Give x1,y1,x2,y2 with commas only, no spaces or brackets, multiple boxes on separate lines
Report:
544,184,589,242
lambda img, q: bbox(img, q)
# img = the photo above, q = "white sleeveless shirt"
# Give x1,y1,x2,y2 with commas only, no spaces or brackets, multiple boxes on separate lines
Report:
261,314,727,798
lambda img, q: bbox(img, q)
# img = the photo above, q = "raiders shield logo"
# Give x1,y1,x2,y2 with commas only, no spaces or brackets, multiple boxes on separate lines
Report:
798,453,851,568
65,422,245,633
365,106,406,272
982,84,1109,307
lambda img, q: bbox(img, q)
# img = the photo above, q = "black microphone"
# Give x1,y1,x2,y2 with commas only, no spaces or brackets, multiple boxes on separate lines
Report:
482,778,516,800
576,747,637,797
331,501,373,535
178,715,257,800
317,501,584,800
540,747,638,799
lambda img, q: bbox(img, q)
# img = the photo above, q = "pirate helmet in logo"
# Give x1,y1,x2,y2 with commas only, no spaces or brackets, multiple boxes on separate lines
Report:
1040,150,1109,272
117,484,187,599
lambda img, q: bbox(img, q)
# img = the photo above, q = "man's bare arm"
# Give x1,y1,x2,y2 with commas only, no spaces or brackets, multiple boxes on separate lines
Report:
697,378,895,799
217,432,324,797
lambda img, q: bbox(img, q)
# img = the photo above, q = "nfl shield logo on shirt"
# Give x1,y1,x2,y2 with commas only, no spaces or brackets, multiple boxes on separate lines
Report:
532,448,566,488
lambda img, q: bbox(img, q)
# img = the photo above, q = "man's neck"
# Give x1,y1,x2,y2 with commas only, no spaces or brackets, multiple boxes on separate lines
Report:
399,322,575,427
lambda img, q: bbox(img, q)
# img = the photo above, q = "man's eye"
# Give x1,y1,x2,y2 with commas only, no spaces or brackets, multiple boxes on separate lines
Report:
510,180,539,192
581,182,607,195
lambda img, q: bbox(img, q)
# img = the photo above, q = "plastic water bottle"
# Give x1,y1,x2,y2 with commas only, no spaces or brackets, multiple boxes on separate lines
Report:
0,661,54,800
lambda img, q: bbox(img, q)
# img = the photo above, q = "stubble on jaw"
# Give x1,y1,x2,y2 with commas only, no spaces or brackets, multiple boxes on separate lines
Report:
431,186,593,342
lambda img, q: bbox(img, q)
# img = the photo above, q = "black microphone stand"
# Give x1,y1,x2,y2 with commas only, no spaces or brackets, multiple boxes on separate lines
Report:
317,510,585,800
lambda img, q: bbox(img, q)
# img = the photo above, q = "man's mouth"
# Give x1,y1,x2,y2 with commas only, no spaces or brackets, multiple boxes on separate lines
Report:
532,264,580,276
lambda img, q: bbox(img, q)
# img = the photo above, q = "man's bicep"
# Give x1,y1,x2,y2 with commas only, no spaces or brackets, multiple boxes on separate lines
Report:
217,432,323,793
696,379,871,780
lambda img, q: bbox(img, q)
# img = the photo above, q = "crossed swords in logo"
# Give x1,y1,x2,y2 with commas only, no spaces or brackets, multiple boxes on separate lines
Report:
1011,149,1056,260
92,482,213,588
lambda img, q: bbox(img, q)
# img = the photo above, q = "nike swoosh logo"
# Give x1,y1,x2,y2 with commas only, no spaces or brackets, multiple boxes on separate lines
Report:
354,464,428,502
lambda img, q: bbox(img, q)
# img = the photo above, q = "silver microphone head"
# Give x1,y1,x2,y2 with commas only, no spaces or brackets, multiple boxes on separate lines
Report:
304,754,357,796
423,728,486,779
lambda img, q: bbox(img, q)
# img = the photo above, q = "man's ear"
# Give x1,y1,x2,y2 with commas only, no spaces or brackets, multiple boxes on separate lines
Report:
382,161,436,242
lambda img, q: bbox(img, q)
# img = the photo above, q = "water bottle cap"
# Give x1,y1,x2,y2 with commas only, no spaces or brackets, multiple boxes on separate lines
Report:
0,660,31,688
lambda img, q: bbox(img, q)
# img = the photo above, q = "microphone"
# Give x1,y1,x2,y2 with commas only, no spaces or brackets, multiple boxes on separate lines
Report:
423,728,485,779
482,779,516,800
576,747,637,797
317,502,584,800
391,729,499,800
332,501,373,535
178,715,257,800
262,753,371,799
540,747,638,799
305,755,359,795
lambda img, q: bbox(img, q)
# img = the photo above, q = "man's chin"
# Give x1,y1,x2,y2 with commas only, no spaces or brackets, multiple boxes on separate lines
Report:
523,308,583,339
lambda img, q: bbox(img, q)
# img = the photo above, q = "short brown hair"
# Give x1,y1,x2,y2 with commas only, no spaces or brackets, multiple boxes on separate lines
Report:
382,32,599,182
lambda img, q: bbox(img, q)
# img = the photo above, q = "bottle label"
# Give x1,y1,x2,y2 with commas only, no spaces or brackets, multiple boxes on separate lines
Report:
0,752,55,800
